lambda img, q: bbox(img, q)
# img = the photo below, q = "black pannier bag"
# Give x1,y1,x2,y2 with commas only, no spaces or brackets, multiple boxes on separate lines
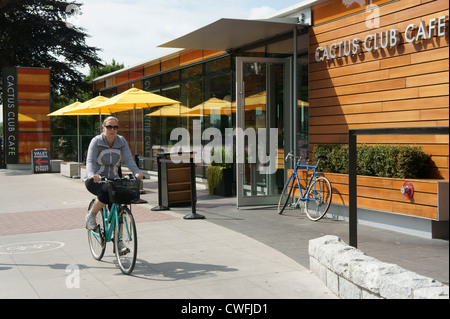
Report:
107,179,140,204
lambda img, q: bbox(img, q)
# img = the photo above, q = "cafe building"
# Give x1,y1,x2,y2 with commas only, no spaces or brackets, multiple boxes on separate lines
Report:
91,0,449,238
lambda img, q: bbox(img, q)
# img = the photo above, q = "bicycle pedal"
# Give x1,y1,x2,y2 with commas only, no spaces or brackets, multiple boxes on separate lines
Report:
119,248,130,256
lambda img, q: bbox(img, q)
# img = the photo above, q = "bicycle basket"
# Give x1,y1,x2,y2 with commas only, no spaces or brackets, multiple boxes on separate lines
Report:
107,179,140,204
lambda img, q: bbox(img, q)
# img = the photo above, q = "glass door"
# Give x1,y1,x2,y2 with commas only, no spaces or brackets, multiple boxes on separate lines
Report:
236,57,291,207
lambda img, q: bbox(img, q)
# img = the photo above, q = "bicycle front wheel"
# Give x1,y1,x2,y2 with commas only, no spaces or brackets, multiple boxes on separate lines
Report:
278,175,295,214
87,200,106,261
114,206,137,275
305,177,332,221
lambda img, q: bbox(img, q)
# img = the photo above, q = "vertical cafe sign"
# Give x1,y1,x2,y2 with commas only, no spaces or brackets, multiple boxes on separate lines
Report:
2,67,19,164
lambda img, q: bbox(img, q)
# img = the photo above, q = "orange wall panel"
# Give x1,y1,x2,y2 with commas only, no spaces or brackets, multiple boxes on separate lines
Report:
180,49,203,65
161,56,180,71
15,67,51,164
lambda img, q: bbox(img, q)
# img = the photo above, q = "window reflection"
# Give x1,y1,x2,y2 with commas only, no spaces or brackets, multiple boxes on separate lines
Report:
141,58,233,172
135,52,308,179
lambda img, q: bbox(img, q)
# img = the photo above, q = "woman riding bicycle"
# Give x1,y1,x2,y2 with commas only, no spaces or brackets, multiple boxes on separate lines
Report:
84,116,144,231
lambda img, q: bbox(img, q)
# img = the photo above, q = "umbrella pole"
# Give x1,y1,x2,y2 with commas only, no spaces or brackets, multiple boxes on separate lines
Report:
134,106,137,158
77,115,81,178
99,111,102,133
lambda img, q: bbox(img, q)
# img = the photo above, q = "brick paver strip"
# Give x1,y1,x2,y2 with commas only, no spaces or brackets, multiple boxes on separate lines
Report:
0,205,178,236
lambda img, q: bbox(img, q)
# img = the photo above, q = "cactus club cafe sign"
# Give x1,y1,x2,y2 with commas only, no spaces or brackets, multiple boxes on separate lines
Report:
314,15,448,62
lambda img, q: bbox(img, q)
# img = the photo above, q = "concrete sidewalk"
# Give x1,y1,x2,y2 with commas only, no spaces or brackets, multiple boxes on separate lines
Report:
0,170,337,299
0,169,448,299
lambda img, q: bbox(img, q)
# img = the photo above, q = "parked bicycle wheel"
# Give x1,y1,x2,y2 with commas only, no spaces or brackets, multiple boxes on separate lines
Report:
278,175,295,215
305,177,332,221
114,206,137,275
87,199,106,261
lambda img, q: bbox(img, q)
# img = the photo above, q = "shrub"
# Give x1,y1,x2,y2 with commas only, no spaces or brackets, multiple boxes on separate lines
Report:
206,166,224,195
210,147,234,168
313,144,430,179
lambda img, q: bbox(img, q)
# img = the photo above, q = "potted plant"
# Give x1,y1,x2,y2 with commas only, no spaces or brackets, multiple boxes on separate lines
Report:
206,148,234,197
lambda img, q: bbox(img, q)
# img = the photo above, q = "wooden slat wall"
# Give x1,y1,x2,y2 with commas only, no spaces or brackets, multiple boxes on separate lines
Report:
17,67,51,164
323,172,439,220
309,0,449,179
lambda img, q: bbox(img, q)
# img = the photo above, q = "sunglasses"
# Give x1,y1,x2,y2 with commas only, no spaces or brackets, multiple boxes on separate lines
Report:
104,125,119,130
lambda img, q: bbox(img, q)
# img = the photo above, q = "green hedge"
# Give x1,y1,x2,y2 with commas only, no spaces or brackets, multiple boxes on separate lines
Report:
313,144,430,179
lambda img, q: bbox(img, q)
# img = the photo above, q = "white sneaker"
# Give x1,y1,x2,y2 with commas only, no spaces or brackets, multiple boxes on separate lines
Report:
113,240,130,255
85,211,98,230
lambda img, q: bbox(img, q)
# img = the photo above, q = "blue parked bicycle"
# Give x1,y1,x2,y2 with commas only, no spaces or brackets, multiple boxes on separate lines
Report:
278,152,332,221
87,176,140,275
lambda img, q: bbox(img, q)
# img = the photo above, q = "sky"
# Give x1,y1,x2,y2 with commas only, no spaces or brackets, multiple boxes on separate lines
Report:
1,0,299,123
72,0,299,70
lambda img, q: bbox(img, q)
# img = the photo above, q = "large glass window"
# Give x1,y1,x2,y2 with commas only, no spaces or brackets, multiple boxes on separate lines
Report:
204,73,233,132
140,57,233,174
159,84,180,148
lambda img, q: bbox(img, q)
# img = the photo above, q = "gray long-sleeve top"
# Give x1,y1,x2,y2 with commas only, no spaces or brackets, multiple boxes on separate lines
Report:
84,134,140,181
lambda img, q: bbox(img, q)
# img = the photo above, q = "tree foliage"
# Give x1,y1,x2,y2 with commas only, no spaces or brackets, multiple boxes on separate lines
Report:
0,0,103,98
86,59,124,82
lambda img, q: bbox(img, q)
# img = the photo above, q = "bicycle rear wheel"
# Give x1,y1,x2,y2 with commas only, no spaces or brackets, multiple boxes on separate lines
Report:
87,200,106,261
114,206,137,275
305,177,332,221
278,175,295,214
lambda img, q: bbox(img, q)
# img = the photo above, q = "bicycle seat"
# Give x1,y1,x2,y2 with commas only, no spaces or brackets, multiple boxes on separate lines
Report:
315,154,327,160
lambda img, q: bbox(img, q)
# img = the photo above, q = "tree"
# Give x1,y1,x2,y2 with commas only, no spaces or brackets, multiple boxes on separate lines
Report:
0,0,102,98
86,59,124,82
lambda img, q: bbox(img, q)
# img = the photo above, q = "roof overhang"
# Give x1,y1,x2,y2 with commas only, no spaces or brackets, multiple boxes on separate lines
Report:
159,18,308,52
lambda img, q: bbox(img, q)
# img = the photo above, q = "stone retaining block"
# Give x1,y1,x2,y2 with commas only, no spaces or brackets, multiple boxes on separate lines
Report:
309,235,449,299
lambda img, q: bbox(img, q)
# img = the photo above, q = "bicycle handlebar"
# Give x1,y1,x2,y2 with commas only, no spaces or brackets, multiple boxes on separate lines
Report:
285,152,300,161
285,152,304,164
285,152,327,164
100,174,138,183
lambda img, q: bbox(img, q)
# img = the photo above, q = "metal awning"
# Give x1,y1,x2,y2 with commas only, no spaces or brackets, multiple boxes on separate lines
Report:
159,18,306,52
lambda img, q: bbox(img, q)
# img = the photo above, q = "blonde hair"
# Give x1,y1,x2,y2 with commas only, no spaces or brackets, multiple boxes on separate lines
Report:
103,116,119,126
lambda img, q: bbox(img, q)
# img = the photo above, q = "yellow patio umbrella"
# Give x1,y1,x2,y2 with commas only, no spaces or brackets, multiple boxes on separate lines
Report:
62,96,115,132
93,88,180,155
184,97,235,116
231,91,267,111
146,104,195,117
297,100,309,107
94,88,179,111
63,96,114,115
147,103,198,138
232,91,309,111
243,91,266,111
47,101,81,116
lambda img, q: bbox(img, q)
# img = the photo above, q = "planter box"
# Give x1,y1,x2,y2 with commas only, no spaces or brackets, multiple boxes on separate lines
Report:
213,167,233,197
60,162,80,178
322,172,447,221
50,159,63,173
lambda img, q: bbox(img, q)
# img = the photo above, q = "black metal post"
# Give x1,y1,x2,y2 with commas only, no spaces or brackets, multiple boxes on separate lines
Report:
184,152,205,220
348,131,357,248
151,153,170,211
0,137,5,169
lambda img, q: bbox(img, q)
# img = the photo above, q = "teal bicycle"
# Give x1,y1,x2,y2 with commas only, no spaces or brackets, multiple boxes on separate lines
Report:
87,176,140,275
278,152,332,221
